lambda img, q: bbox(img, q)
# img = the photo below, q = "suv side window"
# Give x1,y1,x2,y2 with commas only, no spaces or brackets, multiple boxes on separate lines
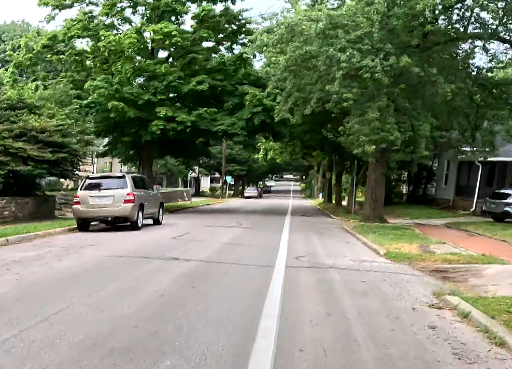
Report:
131,176,146,190
142,176,154,192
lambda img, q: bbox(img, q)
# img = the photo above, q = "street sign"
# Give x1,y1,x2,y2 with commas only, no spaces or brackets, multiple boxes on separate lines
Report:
226,175,232,183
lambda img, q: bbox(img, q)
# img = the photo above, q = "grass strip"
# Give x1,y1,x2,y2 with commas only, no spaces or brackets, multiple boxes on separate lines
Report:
164,199,222,213
447,222,512,244
460,296,512,332
384,204,464,220
385,251,508,265
0,218,76,239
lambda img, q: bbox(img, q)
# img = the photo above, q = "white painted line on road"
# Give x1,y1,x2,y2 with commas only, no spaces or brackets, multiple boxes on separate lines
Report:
247,183,293,369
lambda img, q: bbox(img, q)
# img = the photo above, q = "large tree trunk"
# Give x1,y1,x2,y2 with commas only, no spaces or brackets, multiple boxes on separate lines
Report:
241,177,247,197
325,156,333,203
312,162,319,198
347,161,356,213
362,150,389,223
233,176,241,197
193,176,200,196
139,142,155,184
334,155,343,206
317,161,325,199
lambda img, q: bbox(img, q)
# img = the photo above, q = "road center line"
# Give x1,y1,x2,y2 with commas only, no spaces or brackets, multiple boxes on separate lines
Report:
247,183,293,369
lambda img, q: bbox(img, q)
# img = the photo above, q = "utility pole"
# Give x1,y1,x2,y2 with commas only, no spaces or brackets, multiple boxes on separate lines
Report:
221,138,227,197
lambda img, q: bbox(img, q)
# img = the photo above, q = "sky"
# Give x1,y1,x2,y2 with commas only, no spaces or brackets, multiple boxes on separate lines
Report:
0,0,286,26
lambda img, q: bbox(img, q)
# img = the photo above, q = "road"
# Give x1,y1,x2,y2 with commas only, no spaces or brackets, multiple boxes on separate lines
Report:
0,182,510,368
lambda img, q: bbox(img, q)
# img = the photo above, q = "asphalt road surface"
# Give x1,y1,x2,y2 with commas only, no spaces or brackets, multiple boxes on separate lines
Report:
1,182,511,368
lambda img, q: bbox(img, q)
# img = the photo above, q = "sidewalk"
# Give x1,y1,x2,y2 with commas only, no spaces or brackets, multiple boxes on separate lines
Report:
417,224,512,263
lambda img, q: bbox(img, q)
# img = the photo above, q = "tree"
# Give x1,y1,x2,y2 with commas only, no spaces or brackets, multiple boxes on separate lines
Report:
39,0,263,183
0,21,33,71
256,0,512,222
0,89,87,195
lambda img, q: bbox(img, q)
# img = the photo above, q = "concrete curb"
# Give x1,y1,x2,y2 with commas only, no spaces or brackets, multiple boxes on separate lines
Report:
312,204,386,256
439,295,512,350
0,226,76,247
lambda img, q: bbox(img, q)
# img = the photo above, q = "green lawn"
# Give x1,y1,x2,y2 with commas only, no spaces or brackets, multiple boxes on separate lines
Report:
319,202,361,221
164,199,222,213
448,222,512,244
353,223,507,265
386,251,507,265
460,296,512,332
310,199,361,221
385,204,464,220
353,224,440,248
0,218,76,239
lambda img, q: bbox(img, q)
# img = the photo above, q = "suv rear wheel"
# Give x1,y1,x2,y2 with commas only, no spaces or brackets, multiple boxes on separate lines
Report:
130,207,144,231
77,220,91,232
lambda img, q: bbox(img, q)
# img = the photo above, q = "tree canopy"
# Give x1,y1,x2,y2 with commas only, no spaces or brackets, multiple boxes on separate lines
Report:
255,0,512,221
38,0,269,183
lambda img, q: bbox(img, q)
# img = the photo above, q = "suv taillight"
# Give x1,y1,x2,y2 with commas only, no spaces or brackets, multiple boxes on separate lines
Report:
124,192,135,204
73,195,80,205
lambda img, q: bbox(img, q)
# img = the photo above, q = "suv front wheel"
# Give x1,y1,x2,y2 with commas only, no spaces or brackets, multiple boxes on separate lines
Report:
153,204,164,225
130,207,144,231
491,214,507,223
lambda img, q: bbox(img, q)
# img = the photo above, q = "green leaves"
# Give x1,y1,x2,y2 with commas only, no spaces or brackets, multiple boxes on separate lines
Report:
35,0,265,181
0,89,89,195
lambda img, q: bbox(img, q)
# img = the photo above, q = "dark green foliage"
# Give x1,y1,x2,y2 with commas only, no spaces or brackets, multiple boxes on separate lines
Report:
38,0,267,183
0,92,85,196
0,21,33,71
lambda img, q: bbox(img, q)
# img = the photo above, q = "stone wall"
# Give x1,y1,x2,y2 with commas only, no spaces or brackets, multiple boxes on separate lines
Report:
56,192,75,217
0,196,56,223
159,189,191,204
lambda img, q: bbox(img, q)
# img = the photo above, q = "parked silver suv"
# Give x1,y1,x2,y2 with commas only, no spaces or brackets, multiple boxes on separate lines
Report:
484,188,512,223
72,173,164,231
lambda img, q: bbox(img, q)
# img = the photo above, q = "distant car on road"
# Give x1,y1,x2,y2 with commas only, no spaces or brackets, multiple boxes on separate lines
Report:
72,173,164,232
245,187,262,199
265,179,276,187
484,188,512,222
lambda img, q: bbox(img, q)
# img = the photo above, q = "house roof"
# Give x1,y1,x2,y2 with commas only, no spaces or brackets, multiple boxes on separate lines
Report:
459,137,512,162
495,143,512,159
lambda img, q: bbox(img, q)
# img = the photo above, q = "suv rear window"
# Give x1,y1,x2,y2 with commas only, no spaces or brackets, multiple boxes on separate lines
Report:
81,176,128,191
490,191,511,201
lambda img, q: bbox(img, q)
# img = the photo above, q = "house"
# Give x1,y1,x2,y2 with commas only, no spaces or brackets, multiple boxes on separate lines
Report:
434,138,512,213
188,167,221,194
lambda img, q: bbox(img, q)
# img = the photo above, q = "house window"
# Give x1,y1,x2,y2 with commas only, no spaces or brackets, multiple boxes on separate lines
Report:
443,160,451,187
